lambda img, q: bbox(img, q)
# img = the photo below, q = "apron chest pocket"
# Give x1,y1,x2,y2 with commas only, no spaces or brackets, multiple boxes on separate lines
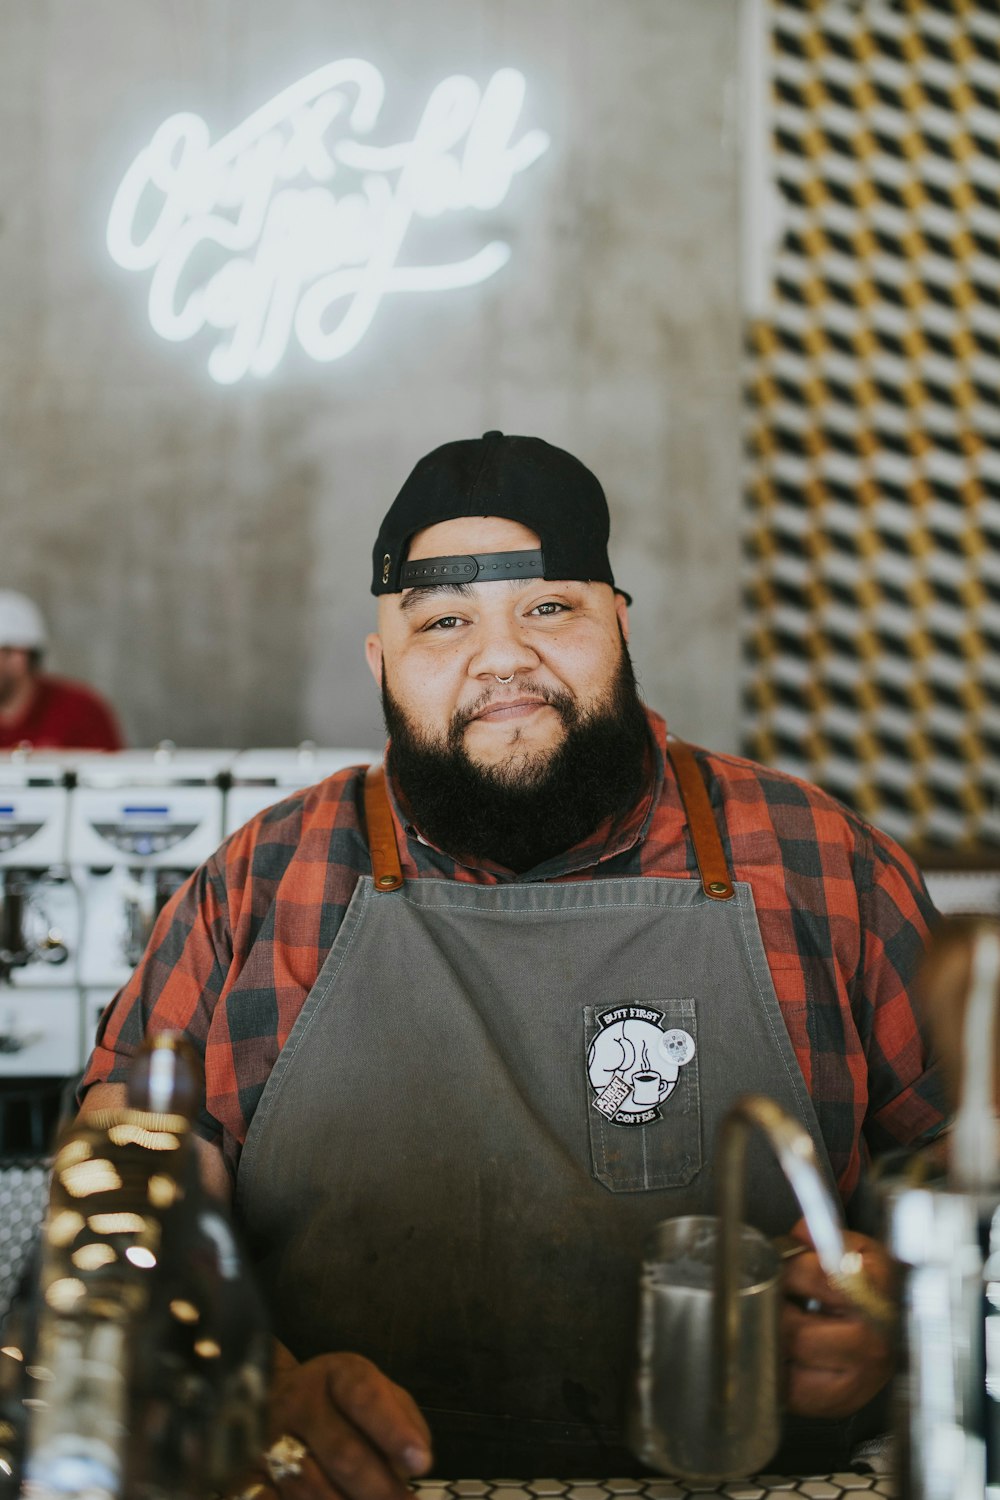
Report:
584,998,702,1193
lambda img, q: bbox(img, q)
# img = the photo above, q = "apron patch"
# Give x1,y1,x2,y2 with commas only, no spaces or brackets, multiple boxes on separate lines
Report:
587,1005,696,1127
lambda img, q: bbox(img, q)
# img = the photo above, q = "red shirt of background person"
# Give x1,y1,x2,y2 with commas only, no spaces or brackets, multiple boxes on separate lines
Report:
0,590,124,752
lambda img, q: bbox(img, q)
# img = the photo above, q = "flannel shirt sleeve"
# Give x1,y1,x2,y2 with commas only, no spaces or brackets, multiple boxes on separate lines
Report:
854,822,947,1155
78,851,233,1141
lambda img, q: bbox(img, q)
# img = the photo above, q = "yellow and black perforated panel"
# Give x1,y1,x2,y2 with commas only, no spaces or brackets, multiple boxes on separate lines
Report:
743,0,1000,849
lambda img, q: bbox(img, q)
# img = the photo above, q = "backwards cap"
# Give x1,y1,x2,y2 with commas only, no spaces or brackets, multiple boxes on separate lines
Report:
372,431,630,601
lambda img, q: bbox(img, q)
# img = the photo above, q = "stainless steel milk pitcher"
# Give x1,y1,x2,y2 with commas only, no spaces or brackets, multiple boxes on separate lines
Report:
628,1093,894,1483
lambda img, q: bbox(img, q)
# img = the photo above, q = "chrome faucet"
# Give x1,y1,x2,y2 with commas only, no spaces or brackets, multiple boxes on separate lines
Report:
0,1035,269,1500
629,1094,892,1482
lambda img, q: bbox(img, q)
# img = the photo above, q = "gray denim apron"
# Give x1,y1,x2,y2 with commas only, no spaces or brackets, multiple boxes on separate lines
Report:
236,741,840,1475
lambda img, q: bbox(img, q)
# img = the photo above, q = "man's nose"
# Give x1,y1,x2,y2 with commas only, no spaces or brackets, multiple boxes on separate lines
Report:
469,619,541,681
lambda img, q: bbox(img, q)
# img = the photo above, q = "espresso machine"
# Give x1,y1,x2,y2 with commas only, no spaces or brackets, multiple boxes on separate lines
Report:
225,743,381,836
0,752,82,1090
68,750,232,1057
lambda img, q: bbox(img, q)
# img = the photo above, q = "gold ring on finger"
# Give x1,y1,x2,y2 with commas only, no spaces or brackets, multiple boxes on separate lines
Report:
264,1434,309,1483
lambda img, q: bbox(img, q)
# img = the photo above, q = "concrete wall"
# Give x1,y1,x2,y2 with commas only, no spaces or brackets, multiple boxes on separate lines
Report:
0,0,743,753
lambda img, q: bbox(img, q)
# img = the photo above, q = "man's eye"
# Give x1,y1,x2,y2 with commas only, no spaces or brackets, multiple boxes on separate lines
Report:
423,615,463,631
530,601,567,616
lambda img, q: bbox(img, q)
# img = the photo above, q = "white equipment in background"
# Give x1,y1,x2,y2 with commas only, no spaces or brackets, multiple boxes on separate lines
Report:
922,868,1000,917
225,744,381,837
69,749,234,1057
0,752,81,1079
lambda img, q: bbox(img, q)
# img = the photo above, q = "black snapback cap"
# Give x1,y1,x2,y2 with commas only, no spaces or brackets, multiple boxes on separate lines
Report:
372,431,630,601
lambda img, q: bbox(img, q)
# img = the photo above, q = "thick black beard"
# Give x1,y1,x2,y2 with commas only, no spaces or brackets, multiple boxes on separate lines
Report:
383,646,650,873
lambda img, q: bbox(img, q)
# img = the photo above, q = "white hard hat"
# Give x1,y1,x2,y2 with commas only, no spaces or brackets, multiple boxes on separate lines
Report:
0,591,47,649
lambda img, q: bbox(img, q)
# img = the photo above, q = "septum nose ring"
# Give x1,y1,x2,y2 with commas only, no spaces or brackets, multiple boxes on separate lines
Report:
495,674,514,684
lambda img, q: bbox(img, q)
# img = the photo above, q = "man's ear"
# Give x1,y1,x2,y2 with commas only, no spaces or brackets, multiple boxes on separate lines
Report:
614,592,630,644
365,633,384,688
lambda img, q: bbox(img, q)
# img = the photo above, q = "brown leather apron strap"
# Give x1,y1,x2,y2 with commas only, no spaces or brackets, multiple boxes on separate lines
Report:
364,764,404,892
665,735,734,901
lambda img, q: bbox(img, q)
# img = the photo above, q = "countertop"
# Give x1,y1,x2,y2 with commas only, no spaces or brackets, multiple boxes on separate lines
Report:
413,1475,895,1499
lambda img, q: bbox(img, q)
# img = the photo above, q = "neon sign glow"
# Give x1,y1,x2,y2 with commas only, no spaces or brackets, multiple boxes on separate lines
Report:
106,61,551,384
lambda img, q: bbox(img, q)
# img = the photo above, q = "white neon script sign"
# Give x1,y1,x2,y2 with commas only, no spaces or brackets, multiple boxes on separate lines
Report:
106,62,550,384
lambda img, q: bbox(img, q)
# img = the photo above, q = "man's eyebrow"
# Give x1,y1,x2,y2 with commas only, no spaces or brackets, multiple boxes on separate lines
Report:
397,576,573,615
398,582,476,614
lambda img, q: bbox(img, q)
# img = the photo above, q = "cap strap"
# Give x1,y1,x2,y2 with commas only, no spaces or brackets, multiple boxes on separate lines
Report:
400,549,545,588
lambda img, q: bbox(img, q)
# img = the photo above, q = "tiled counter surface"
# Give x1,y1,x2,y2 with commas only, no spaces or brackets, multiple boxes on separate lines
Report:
414,1476,894,1500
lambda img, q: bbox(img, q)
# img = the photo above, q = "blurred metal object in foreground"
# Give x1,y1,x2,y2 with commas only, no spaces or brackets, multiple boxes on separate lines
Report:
881,917,1000,1500
0,1034,269,1500
628,1094,893,1485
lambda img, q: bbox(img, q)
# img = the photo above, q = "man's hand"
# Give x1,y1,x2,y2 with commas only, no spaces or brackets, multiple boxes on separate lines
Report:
243,1348,433,1500
780,1218,897,1419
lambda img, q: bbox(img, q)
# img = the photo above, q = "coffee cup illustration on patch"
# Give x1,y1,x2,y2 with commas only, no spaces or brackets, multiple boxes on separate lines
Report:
588,1006,695,1127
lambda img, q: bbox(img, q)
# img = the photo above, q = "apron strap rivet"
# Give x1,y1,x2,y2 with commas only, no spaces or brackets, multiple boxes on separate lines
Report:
377,873,399,888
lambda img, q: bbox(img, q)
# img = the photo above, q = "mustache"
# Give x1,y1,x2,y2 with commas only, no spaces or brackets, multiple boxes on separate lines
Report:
451,678,575,735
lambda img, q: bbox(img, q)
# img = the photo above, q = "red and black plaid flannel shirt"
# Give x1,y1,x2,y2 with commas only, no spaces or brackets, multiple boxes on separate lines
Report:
82,709,945,1198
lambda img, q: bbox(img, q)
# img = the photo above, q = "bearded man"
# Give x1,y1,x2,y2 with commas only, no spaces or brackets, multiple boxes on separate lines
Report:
79,432,944,1496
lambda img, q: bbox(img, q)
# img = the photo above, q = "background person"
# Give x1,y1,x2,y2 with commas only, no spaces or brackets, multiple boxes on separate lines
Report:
0,589,124,751
78,433,944,1489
